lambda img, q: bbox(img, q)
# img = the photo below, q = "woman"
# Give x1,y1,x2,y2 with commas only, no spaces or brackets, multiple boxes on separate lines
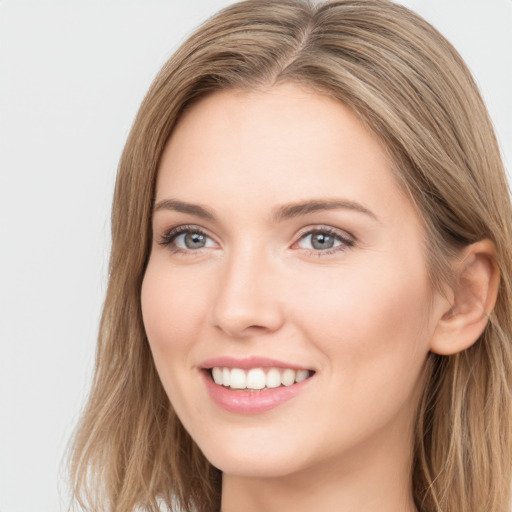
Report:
69,1,512,511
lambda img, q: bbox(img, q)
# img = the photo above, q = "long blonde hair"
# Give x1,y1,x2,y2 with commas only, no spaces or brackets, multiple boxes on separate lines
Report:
69,1,512,511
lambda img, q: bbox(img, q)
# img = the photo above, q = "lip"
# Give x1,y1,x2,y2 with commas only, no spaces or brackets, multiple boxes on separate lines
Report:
200,356,312,371
199,356,315,414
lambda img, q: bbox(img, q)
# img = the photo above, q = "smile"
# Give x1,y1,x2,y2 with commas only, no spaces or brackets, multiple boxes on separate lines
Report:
200,357,316,414
210,366,313,391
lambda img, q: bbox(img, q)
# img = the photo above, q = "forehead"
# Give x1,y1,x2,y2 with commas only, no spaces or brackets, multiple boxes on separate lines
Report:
156,83,415,227
164,84,389,169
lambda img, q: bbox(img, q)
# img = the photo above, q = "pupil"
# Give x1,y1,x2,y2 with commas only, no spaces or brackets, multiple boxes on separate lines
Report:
185,232,206,249
311,232,334,250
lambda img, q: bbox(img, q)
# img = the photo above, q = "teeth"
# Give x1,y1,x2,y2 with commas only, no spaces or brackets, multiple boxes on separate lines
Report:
230,368,246,389
281,368,295,386
266,368,281,389
222,367,231,387
246,368,266,390
209,367,312,390
212,367,223,385
295,369,309,383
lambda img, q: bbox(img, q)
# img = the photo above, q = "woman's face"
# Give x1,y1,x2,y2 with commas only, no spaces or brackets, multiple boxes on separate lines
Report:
141,84,447,478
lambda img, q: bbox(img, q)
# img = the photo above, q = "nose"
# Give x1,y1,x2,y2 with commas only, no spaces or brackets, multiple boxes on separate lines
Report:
211,247,285,339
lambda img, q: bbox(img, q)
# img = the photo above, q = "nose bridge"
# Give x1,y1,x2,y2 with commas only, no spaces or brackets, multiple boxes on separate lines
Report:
211,241,283,337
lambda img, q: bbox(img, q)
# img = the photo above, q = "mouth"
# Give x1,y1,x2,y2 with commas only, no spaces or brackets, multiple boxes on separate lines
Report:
205,366,315,392
200,358,316,414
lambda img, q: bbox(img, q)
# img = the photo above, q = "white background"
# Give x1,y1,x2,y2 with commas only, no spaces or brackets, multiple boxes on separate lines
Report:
0,1,510,511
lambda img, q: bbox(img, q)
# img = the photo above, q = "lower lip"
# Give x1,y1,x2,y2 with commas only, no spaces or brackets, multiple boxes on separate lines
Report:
202,371,313,414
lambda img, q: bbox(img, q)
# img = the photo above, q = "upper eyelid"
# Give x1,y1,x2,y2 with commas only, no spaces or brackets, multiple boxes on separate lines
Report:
159,223,353,237
163,224,211,236
293,228,355,252
295,225,355,241
158,224,215,245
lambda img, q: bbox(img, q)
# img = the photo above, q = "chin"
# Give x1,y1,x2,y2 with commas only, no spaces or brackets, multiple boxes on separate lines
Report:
193,428,312,478
206,451,306,479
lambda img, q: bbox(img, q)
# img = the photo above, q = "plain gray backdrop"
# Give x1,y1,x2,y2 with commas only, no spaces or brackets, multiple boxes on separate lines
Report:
0,1,511,511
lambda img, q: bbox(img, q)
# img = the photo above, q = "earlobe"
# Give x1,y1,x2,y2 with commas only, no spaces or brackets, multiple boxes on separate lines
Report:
429,239,500,356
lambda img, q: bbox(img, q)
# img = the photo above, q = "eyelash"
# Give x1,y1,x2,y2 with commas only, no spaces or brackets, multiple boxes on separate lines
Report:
294,227,354,256
158,224,211,255
158,224,355,257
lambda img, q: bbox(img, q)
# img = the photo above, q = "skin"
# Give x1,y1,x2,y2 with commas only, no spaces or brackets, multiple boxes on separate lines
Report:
141,83,455,512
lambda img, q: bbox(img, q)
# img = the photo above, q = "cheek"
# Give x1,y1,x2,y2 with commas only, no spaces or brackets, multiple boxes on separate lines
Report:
141,258,213,419
281,260,433,449
289,257,432,380
141,258,209,365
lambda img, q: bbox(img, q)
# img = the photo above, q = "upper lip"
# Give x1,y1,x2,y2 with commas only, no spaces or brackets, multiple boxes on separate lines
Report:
200,356,314,371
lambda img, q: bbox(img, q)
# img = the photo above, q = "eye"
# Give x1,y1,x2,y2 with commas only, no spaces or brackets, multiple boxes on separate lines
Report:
294,227,354,254
159,225,217,253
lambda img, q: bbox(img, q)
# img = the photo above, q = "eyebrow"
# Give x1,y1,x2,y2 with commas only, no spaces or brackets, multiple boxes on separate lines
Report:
273,199,378,222
153,198,378,222
153,199,215,220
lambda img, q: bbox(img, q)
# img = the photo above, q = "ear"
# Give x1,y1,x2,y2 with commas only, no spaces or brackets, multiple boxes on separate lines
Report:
429,239,500,356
